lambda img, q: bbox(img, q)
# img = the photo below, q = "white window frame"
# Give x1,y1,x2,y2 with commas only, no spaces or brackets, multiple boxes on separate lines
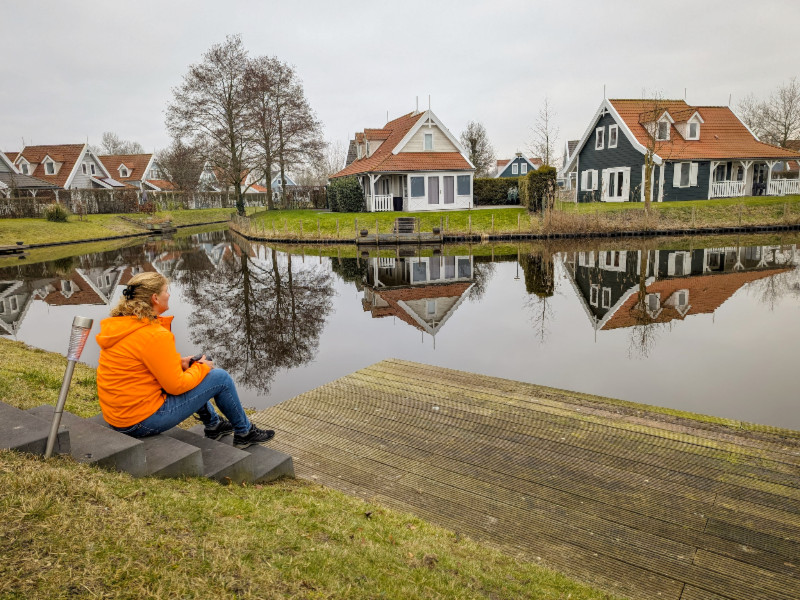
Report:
656,120,670,141
590,284,600,307
410,176,426,198
90,164,96,175
687,121,699,140
512,163,519,175
668,251,692,276
456,174,471,196
608,124,618,149
20,163,29,175
595,127,605,150
520,163,527,175
120,166,128,178
581,169,598,191
45,161,55,175
599,250,627,272
602,167,630,201
601,287,611,309
82,163,87,175
424,132,434,151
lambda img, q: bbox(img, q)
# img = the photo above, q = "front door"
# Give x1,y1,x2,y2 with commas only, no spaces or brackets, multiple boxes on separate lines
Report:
443,176,454,204
428,176,439,204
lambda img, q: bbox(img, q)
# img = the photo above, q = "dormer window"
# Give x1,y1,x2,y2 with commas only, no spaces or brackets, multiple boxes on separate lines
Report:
45,161,55,175
424,133,433,151
20,163,29,175
656,121,670,141
90,164,96,175
119,166,129,178
512,163,519,175
520,163,527,174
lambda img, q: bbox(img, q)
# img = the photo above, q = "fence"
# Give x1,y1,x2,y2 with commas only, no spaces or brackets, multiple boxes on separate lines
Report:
0,185,327,218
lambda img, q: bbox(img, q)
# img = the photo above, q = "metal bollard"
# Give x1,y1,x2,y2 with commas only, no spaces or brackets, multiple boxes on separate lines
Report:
45,316,94,458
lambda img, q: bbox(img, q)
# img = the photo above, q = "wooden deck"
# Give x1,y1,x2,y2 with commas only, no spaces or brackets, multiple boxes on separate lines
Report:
251,359,800,600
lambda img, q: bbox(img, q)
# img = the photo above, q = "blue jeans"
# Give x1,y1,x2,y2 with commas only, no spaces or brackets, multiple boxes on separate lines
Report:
111,369,251,438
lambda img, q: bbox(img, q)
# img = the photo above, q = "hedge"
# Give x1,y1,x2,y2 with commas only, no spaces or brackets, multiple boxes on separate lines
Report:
520,167,557,212
328,176,366,212
473,177,521,205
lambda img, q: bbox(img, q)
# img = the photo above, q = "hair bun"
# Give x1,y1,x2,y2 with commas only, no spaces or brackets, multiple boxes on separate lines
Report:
122,284,139,300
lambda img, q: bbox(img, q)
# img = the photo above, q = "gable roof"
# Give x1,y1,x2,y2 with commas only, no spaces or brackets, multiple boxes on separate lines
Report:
98,154,154,188
563,99,800,175
331,111,473,178
495,156,542,177
13,144,88,188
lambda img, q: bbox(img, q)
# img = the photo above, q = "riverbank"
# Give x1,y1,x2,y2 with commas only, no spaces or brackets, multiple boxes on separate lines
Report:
0,338,619,600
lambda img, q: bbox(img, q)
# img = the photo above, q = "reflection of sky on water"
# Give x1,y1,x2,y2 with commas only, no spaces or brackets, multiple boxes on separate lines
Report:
2,233,799,430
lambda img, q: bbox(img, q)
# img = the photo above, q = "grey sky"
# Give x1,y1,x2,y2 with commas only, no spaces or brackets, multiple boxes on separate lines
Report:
2,0,797,164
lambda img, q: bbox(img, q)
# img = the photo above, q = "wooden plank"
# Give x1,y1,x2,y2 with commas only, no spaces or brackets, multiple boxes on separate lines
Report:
251,359,800,600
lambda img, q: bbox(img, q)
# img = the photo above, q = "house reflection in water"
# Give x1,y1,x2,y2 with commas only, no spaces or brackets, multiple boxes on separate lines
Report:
564,244,798,332
361,254,474,338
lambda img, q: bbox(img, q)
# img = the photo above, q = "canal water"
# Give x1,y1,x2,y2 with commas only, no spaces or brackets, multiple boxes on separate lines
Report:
2,228,798,430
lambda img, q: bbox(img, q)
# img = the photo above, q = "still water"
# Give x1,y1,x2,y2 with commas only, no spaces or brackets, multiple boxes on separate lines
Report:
1,229,798,430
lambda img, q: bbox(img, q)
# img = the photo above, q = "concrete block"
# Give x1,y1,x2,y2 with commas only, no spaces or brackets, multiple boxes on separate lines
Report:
0,402,70,455
88,415,203,479
163,428,253,484
189,425,294,482
27,406,146,477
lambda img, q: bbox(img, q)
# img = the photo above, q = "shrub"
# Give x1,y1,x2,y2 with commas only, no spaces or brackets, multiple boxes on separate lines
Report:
328,176,365,212
520,167,557,212
473,177,520,205
43,203,69,222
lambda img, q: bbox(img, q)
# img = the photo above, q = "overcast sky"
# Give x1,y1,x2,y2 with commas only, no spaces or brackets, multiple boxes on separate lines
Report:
2,0,797,163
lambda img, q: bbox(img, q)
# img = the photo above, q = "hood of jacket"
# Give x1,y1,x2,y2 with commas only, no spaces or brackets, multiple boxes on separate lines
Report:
95,315,174,350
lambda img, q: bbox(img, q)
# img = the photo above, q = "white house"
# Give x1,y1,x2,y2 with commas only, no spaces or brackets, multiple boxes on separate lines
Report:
330,109,475,212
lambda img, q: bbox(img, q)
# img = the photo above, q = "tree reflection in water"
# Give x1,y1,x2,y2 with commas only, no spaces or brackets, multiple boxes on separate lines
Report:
178,239,334,394
520,247,555,343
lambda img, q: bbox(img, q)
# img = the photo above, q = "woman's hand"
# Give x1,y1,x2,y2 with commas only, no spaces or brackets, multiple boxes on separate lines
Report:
181,355,193,371
196,356,215,369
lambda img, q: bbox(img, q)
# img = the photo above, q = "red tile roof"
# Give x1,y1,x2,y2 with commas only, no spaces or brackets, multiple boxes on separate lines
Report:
602,268,791,330
609,100,800,161
146,179,175,190
14,144,86,188
365,282,472,332
98,154,153,188
497,157,543,170
332,112,472,178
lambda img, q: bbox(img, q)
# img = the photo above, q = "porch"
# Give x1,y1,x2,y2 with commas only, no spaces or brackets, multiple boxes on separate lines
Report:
709,159,799,199
362,172,474,213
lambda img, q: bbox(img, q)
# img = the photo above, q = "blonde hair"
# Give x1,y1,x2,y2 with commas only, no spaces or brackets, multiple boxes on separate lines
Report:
111,272,168,322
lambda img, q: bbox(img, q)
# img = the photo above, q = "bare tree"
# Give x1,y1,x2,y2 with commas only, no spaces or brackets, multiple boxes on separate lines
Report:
737,78,800,147
166,34,253,215
636,92,675,211
458,121,495,177
156,138,204,193
272,63,324,204
94,132,144,155
294,139,347,186
244,55,281,209
530,96,560,167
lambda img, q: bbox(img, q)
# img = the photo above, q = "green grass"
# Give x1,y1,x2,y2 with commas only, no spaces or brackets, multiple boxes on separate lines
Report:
0,338,621,600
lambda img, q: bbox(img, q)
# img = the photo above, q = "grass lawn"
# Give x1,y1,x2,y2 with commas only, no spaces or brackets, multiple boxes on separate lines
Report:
0,337,620,600
0,208,252,247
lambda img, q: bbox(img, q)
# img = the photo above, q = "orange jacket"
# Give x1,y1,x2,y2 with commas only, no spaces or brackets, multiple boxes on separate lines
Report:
95,315,212,427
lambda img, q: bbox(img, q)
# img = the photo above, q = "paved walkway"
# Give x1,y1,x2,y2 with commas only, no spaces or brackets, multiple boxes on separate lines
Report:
252,359,800,600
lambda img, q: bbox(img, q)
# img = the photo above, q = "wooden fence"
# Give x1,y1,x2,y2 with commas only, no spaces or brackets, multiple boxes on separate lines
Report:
0,185,327,218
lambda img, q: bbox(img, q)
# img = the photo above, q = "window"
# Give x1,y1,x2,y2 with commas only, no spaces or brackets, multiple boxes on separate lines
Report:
714,164,727,182
647,293,660,313
20,163,29,175
688,122,699,139
735,166,744,181
512,163,519,175
427,300,436,315
590,284,599,307
410,176,425,197
81,164,87,175
603,167,629,200
9,297,18,311
424,133,433,151
150,168,159,179
45,161,55,175
581,169,598,191
412,262,427,282
595,127,605,150
120,167,128,177
656,121,670,141
457,175,470,195
608,125,618,148
520,163,527,174
90,164,96,175
601,287,611,309
673,162,698,188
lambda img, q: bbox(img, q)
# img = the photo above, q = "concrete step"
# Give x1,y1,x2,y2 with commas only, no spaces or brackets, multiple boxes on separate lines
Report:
87,415,203,479
27,405,146,477
189,425,294,483
163,428,255,484
0,402,70,455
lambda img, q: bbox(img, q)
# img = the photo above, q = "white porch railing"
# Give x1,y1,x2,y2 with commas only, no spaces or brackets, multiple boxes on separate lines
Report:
767,179,800,196
367,194,393,212
710,181,746,199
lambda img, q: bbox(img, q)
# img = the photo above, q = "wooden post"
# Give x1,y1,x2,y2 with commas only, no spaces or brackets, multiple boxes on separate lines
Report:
691,206,695,229
738,204,742,227
468,215,472,236
518,212,521,232
784,202,788,221
272,219,276,235
376,218,379,237
284,219,288,237
317,218,320,238
337,219,340,238
355,218,358,236
300,220,303,239
491,214,494,233
440,216,443,232
445,215,448,232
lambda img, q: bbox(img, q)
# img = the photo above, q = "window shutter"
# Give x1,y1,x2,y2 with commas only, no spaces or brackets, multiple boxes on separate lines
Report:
601,170,610,199
622,168,631,200
689,162,698,186
581,171,588,190
592,170,599,190
673,163,682,187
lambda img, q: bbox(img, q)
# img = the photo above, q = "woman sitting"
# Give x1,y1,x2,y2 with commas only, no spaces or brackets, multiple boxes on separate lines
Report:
95,272,274,448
